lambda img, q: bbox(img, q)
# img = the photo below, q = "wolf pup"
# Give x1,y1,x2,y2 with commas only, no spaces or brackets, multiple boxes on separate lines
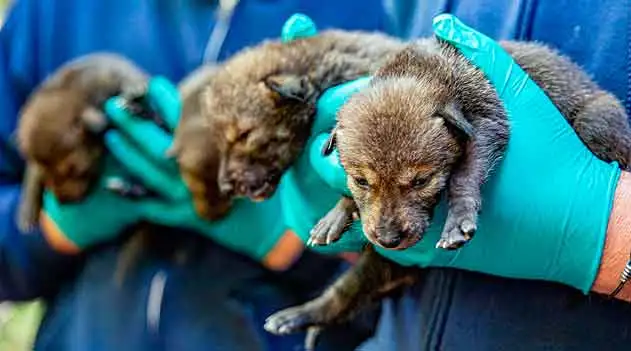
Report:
265,38,631,349
311,40,631,251
16,53,165,284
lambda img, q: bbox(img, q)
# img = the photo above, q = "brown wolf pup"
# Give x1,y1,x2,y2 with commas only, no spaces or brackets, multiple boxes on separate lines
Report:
16,53,167,284
265,37,631,349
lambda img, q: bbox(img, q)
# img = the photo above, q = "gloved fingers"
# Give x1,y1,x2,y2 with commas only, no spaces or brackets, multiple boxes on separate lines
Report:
312,77,372,135
281,13,318,42
309,133,352,197
104,96,176,169
432,14,530,103
101,175,154,199
146,76,182,132
105,131,188,201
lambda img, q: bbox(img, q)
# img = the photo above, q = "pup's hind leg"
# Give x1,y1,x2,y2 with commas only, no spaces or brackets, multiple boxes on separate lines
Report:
570,92,631,170
308,197,357,246
17,162,44,233
264,246,417,350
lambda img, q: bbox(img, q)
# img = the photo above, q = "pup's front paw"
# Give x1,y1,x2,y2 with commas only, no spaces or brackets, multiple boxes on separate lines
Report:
120,81,149,102
308,209,350,246
436,210,477,250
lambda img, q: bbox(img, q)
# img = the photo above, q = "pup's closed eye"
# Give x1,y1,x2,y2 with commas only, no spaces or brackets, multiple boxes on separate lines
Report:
410,176,429,189
235,129,251,143
353,176,369,189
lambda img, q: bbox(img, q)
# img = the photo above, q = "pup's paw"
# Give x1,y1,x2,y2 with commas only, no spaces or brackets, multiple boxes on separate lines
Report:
264,305,325,336
119,82,169,130
436,211,477,250
308,208,350,246
120,81,148,102
17,215,37,233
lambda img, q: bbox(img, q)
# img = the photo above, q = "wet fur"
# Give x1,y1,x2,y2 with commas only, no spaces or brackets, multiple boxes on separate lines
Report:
16,53,161,285
262,34,631,347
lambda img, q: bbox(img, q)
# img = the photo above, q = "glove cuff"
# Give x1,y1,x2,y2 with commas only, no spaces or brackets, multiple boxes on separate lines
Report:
564,165,621,293
260,229,305,271
40,213,81,254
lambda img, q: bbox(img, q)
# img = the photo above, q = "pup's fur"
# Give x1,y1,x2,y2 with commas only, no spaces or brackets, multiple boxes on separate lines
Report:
314,39,631,251
16,53,158,284
170,31,407,219
263,36,631,350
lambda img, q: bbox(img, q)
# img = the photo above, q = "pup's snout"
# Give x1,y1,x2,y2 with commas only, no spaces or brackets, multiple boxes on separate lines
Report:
239,177,276,201
376,232,401,249
218,179,234,196
225,167,279,201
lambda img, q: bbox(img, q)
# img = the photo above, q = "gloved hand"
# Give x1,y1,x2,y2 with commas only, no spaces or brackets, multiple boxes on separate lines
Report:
289,14,621,293
41,156,156,253
40,77,191,253
103,77,301,270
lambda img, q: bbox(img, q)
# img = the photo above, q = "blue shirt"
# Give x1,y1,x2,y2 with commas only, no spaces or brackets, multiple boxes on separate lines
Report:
0,1,389,350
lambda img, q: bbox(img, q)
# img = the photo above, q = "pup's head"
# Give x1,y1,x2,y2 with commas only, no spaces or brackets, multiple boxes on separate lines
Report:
202,41,319,201
18,89,105,202
334,56,473,249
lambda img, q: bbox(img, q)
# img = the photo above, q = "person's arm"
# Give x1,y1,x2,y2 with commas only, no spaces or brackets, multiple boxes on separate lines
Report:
593,171,631,301
0,1,84,301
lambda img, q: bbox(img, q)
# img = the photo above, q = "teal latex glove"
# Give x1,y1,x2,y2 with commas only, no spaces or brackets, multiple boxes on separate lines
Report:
104,77,296,269
287,14,621,293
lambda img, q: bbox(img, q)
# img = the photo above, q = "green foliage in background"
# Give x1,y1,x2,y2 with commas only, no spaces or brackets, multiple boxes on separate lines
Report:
0,301,45,351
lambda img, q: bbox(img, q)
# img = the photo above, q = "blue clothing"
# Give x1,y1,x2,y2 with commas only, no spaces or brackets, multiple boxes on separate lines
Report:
0,0,387,350
359,0,631,350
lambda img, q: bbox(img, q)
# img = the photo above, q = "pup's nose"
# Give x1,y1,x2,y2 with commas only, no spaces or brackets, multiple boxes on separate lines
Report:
240,171,267,193
377,235,401,249
246,182,264,196
218,180,234,196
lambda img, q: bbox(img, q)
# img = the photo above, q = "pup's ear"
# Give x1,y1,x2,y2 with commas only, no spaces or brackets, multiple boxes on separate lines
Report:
322,125,338,156
264,74,316,103
439,102,474,139
80,106,108,134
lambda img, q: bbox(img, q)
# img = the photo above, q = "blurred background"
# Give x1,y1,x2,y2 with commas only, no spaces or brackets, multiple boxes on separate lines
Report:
0,2,44,351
